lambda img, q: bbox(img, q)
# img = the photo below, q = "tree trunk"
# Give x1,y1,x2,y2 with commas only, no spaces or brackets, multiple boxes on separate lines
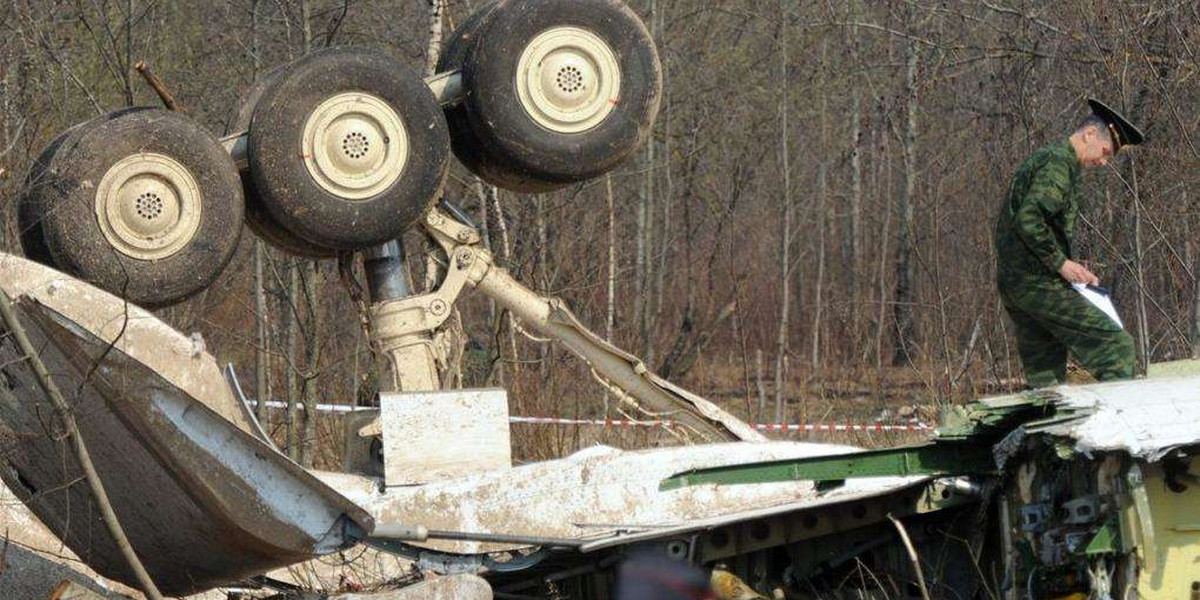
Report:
285,260,300,461
249,0,270,424
772,10,791,424
755,348,766,423
606,173,617,343
1130,163,1150,374
847,1,864,291
300,0,313,52
891,35,919,366
652,5,670,343
636,0,657,364
849,91,863,294
810,38,828,371
254,242,269,421
300,262,321,466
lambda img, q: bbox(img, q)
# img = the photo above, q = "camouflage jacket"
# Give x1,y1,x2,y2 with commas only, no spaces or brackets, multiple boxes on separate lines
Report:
994,140,1082,288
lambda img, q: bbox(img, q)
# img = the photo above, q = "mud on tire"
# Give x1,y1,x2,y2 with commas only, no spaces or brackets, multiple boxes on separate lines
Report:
439,3,566,193
247,47,450,250
233,65,338,258
24,109,244,308
455,0,662,188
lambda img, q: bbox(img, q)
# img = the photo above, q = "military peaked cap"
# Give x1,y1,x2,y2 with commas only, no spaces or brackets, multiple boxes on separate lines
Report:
1087,98,1145,150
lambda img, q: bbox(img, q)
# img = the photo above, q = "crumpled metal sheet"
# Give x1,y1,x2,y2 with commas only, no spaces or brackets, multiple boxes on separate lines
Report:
1031,376,1200,461
0,254,256,434
0,254,372,596
349,441,924,555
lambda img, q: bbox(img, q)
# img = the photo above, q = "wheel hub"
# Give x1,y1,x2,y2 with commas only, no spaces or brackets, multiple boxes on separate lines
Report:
95,153,202,260
516,26,621,134
302,92,409,200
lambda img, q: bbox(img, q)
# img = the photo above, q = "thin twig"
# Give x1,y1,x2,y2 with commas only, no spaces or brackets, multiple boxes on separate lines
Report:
887,513,931,600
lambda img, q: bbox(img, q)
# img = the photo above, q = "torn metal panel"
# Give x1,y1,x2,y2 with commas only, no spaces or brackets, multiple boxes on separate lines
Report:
1137,457,1200,599
934,376,1200,461
0,287,372,595
1028,376,1200,460
356,442,924,555
580,476,949,554
0,255,256,435
658,442,993,490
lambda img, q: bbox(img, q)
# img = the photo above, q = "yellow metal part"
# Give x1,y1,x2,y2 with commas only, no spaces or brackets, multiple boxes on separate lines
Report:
1136,458,1200,599
710,566,767,600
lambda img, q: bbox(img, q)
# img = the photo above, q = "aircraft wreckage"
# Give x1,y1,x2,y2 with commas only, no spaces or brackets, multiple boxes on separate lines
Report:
1,0,1198,598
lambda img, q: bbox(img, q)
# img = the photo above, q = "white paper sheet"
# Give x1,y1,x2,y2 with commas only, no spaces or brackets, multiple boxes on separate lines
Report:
1072,283,1123,329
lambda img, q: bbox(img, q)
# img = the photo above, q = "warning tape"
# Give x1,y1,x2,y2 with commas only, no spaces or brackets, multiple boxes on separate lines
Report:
510,416,930,432
245,401,930,432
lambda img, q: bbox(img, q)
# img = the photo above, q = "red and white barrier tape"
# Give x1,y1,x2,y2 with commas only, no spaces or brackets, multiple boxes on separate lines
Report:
246,400,930,432
510,416,929,431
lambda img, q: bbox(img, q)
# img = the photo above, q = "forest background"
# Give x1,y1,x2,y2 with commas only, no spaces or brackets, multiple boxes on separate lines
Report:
0,0,1196,464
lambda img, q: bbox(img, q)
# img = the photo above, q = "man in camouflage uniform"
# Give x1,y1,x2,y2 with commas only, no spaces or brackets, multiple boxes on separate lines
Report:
994,99,1145,388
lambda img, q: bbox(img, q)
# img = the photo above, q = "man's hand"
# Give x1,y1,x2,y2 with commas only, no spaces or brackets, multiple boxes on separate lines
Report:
1059,259,1100,286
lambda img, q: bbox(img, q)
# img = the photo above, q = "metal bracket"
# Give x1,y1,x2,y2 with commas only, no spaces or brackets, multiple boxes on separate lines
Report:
1126,465,1158,573
370,210,487,339
364,211,488,391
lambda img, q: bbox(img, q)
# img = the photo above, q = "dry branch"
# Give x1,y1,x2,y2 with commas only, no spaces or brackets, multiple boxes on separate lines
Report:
133,60,179,111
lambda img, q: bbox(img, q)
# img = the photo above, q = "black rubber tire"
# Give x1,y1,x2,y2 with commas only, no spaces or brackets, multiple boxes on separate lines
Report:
460,0,662,186
234,65,338,258
438,3,567,193
247,47,450,250
35,109,245,308
18,125,83,265
438,3,497,178
19,108,153,266
231,63,289,134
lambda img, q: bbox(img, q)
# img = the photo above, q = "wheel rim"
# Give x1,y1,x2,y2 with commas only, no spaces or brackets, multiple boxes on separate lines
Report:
301,92,409,200
95,153,202,260
515,26,621,134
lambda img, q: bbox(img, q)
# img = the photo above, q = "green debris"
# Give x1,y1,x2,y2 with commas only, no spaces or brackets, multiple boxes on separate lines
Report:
1084,521,1119,555
660,383,1109,492
935,391,1056,440
659,443,995,491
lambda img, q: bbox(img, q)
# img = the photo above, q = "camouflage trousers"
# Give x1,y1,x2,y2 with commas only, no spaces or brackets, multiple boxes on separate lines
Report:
1000,278,1135,388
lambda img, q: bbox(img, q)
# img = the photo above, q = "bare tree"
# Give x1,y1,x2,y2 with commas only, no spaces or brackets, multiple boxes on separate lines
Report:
891,22,919,366
773,5,791,424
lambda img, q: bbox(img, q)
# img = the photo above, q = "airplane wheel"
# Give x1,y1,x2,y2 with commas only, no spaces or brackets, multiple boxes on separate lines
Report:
456,0,662,187
26,109,244,308
233,65,338,258
18,123,86,265
247,47,450,250
438,2,565,193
